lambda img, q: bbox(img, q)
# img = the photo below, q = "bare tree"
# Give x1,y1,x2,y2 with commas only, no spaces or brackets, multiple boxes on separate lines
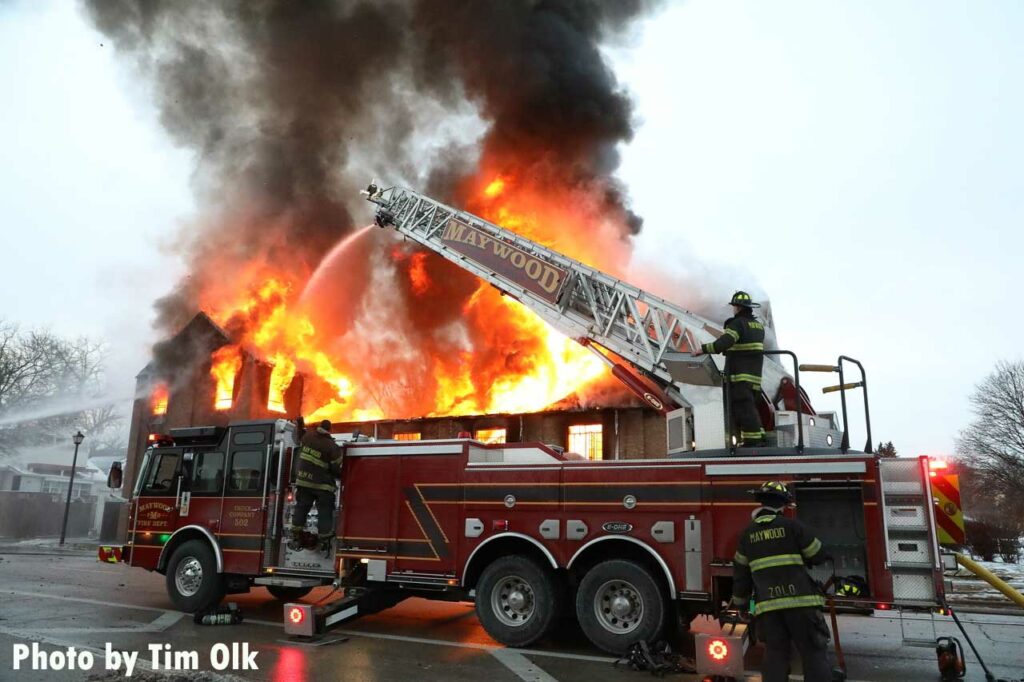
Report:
0,321,124,457
956,360,1024,531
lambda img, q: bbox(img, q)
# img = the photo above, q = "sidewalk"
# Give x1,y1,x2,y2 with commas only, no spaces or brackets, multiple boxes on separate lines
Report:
0,537,96,555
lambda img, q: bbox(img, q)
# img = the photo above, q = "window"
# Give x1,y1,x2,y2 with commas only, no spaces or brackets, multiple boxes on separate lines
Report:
141,451,180,494
474,428,507,444
233,431,266,445
568,423,604,461
228,451,263,494
191,451,225,495
394,432,421,441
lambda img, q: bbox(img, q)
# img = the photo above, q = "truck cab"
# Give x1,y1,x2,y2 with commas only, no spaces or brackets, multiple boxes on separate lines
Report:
119,419,345,611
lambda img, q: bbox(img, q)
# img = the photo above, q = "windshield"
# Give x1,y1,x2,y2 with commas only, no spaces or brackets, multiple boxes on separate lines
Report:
133,448,153,497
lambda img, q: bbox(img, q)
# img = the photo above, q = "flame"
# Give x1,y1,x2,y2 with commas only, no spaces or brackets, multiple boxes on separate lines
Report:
150,383,169,416
194,170,632,423
267,354,295,413
483,177,506,198
408,252,430,295
210,345,242,410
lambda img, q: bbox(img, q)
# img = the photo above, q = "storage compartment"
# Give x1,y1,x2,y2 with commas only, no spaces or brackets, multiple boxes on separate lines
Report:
794,485,870,592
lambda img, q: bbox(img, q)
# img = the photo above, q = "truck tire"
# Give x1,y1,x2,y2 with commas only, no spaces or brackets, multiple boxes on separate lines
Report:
165,539,225,613
575,559,666,654
266,585,314,602
476,555,561,647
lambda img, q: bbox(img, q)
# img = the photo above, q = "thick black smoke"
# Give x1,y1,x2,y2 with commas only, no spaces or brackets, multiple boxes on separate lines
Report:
414,0,648,233
84,0,654,332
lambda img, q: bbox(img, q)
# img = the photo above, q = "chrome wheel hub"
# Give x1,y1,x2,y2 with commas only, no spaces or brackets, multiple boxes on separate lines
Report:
594,579,644,634
175,557,204,597
491,575,535,627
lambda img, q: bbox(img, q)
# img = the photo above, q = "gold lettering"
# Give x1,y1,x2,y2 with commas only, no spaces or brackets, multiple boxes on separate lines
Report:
443,221,467,242
509,251,527,268
524,260,542,280
492,241,513,258
476,234,492,251
537,265,562,294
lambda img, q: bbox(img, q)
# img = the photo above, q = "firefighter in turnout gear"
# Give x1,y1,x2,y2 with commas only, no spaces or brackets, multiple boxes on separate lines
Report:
289,419,344,556
731,481,832,682
693,290,767,446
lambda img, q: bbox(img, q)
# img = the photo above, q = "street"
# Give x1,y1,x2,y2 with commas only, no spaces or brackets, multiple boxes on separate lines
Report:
0,550,1021,681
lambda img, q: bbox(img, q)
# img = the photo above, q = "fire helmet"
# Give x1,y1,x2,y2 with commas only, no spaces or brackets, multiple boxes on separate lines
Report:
319,419,332,431
749,480,793,506
835,575,868,598
729,291,760,309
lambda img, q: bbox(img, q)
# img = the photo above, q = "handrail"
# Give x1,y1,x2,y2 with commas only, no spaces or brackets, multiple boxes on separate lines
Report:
837,356,872,454
763,350,804,453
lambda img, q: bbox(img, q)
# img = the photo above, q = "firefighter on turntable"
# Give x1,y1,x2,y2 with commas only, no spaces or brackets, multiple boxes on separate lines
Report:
693,290,767,447
731,481,832,682
288,419,344,556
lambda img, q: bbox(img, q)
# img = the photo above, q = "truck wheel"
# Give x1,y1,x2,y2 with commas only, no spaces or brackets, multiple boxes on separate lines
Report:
476,555,561,647
266,585,313,602
575,559,666,654
165,540,225,613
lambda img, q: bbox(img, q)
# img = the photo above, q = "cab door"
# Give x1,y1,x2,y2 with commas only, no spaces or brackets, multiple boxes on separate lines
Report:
129,447,182,568
218,423,274,573
178,447,227,545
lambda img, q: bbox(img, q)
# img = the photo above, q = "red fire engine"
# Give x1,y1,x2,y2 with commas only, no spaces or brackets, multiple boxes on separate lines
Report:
103,185,948,662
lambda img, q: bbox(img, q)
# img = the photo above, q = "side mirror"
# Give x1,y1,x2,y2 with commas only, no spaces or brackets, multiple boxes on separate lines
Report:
107,461,123,489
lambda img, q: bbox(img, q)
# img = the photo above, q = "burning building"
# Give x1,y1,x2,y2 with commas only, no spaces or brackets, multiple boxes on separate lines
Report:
126,311,665,492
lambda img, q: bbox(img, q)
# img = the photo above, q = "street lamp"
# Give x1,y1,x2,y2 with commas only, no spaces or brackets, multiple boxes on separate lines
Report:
59,430,85,546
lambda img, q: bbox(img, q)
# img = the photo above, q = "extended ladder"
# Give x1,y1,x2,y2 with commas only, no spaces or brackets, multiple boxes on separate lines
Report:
363,184,728,410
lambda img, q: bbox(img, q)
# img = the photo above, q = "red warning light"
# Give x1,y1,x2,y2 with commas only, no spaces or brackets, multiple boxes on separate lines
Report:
708,638,729,661
875,602,892,611
288,607,305,624
928,458,948,477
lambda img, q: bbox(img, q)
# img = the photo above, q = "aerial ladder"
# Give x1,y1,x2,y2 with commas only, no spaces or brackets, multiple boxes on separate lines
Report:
362,184,823,452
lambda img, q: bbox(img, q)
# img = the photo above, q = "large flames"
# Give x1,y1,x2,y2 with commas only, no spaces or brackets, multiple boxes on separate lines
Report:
210,345,242,410
150,382,169,416
200,174,633,422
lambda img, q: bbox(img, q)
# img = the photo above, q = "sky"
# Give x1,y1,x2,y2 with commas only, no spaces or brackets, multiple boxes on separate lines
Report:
1,0,1022,457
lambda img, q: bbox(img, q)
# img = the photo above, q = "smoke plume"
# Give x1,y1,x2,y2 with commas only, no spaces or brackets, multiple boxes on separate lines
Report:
85,0,660,417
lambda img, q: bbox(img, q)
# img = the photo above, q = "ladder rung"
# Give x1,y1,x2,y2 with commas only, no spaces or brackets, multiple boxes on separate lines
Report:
901,638,935,648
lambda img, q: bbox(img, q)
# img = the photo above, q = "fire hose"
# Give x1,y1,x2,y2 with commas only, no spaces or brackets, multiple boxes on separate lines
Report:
953,553,1024,609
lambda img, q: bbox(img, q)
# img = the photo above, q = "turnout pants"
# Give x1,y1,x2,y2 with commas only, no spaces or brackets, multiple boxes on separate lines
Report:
291,486,336,538
729,381,765,444
758,607,832,682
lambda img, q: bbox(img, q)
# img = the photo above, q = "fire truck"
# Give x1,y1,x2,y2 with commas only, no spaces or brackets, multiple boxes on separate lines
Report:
103,185,948,662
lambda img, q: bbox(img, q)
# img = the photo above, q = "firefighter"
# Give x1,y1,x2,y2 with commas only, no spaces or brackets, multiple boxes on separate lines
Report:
288,419,344,556
731,481,832,682
693,290,767,447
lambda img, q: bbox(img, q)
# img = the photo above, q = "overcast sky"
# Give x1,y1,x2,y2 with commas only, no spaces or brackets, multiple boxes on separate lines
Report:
2,1,1021,457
